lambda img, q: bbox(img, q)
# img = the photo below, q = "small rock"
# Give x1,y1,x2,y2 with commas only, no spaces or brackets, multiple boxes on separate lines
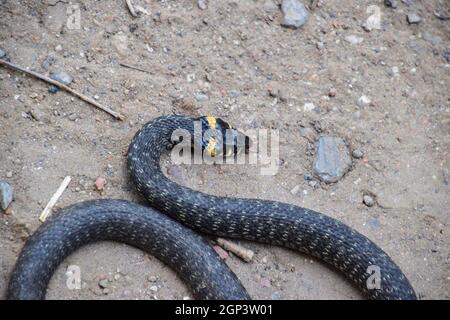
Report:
345,35,364,45
149,285,158,292
271,291,282,300
6,171,13,178
352,149,364,159
55,44,63,52
363,194,375,207
29,106,45,122
50,71,73,85
213,245,229,260
0,48,6,58
407,13,422,24
313,136,352,183
197,0,208,10
303,102,316,112
328,88,337,97
48,85,59,94
147,275,157,282
114,273,121,281
194,93,209,102
0,180,13,210
94,177,106,191
384,0,398,8
68,113,79,121
356,95,371,107
281,0,309,29
98,279,109,289
268,82,287,102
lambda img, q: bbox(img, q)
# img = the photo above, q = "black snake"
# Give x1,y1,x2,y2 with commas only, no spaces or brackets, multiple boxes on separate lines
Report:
7,115,417,300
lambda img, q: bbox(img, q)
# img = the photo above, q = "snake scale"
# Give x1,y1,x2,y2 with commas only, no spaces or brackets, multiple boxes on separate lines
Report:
7,115,417,300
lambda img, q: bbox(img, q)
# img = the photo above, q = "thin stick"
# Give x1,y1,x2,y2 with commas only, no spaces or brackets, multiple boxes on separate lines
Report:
0,59,124,120
216,238,254,262
126,0,138,17
119,61,153,74
39,176,72,223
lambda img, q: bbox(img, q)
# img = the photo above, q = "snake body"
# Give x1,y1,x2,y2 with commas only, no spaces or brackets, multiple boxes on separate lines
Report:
8,115,417,300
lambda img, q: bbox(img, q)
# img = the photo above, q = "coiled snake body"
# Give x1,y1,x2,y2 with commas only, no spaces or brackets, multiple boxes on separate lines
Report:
7,115,416,300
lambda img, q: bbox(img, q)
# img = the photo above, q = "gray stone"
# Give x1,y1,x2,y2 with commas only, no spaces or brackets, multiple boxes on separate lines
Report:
281,0,309,29
98,279,109,289
50,71,73,85
407,13,422,24
197,0,208,10
363,194,375,207
194,93,209,102
0,48,6,59
352,149,364,159
0,180,13,210
313,136,352,183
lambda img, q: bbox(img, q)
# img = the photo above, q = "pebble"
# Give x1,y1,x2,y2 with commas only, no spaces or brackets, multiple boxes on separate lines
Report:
149,285,158,292
407,13,422,24
328,88,337,97
6,171,13,178
281,0,309,29
55,44,63,52
0,180,13,210
94,177,106,191
197,0,208,10
345,35,364,45
194,93,209,102
0,47,5,58
147,275,157,282
268,82,287,102
384,0,398,8
68,113,79,121
313,136,352,183
303,102,316,112
271,291,282,300
363,194,375,207
356,95,371,107
98,279,109,289
352,149,364,159
50,71,73,85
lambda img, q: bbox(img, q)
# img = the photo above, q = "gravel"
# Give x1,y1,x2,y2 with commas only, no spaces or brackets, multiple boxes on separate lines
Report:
313,136,352,183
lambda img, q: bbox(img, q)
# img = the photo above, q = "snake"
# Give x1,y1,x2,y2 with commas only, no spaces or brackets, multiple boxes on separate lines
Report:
7,115,417,300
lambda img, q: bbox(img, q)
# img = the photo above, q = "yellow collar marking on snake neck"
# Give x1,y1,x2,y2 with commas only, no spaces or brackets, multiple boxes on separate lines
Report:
206,116,217,129
206,137,217,157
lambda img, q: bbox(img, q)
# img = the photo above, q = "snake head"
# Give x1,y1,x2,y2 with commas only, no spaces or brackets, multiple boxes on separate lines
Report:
197,116,250,158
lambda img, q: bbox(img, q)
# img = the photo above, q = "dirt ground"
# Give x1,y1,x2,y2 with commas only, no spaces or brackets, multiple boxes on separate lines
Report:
0,0,449,300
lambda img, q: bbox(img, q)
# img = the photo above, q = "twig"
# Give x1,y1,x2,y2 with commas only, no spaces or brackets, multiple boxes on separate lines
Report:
119,61,153,74
0,59,124,120
216,238,254,262
39,176,71,223
126,0,138,17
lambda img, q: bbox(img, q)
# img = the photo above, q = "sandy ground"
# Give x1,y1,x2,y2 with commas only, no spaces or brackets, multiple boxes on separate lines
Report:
0,0,449,300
